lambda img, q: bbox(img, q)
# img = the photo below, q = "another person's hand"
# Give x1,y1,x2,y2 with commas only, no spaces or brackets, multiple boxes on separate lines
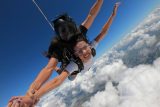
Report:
112,2,121,17
8,99,28,107
8,95,37,107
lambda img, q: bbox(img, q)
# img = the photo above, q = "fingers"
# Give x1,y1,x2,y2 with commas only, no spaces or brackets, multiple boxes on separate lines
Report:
14,102,20,107
112,2,120,16
19,102,26,107
24,103,30,107
7,102,12,107
114,2,121,8
16,98,28,107
9,96,22,103
9,97,18,102
12,102,23,107
8,98,23,107
8,96,32,107
115,2,121,6
11,100,17,107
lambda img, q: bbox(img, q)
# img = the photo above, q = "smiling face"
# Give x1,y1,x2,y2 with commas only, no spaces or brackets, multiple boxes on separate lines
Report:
74,41,92,63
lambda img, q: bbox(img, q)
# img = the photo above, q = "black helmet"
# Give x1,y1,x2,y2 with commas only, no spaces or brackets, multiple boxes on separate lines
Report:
51,14,78,41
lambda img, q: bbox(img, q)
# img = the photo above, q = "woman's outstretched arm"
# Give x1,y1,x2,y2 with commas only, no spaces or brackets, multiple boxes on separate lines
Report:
95,2,120,43
82,0,103,29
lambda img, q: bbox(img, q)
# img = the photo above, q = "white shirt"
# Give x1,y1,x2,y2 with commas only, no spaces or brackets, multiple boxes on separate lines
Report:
65,40,98,80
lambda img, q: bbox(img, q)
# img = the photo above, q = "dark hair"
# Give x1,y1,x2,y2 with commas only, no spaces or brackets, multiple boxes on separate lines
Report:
51,13,76,31
43,35,59,59
69,33,90,50
52,13,75,25
44,33,89,59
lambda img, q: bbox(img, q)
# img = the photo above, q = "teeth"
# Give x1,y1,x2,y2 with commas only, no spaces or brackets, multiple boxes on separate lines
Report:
84,54,89,58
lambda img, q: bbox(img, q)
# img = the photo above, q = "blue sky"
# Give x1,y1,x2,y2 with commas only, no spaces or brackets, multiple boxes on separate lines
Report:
0,0,160,106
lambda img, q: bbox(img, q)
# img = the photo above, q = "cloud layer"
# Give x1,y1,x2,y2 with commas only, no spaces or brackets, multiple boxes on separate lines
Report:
35,7,160,107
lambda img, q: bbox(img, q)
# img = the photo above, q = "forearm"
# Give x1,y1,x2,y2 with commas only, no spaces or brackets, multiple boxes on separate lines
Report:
34,77,62,99
33,70,69,100
95,2,120,42
95,14,115,42
26,58,58,96
101,2,120,33
26,67,54,95
101,14,115,35
90,0,103,17
82,0,103,29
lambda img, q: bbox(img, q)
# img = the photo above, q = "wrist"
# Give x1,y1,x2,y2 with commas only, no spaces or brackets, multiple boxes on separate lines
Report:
26,88,37,97
31,94,39,105
29,94,39,105
26,82,39,97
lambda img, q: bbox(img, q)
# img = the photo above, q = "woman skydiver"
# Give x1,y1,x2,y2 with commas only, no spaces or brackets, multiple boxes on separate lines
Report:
7,1,120,107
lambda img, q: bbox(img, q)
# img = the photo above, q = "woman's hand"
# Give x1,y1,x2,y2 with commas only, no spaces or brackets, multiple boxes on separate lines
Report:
8,96,36,107
112,2,121,17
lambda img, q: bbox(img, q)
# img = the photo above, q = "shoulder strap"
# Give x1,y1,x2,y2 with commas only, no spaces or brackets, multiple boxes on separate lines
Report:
91,48,96,57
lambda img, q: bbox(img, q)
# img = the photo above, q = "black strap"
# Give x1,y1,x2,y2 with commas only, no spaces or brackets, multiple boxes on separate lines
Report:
91,48,96,57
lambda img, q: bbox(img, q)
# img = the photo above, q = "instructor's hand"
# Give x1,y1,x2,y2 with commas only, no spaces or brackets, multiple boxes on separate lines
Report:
8,96,35,107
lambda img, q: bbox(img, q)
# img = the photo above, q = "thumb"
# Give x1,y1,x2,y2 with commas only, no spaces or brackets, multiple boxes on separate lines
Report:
7,102,12,107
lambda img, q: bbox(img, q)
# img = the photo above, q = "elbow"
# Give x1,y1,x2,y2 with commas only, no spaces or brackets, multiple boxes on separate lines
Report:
99,31,107,39
44,65,55,73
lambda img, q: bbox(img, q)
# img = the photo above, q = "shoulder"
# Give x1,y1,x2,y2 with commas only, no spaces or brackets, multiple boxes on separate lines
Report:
50,36,60,46
65,61,79,74
46,36,63,60
90,39,99,49
79,25,88,35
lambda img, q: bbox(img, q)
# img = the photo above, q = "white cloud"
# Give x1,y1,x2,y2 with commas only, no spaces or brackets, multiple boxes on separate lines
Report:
82,57,160,107
128,34,156,50
118,58,160,107
82,82,120,107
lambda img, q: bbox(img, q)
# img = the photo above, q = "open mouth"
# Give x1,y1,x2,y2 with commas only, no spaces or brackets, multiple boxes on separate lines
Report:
84,54,89,58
